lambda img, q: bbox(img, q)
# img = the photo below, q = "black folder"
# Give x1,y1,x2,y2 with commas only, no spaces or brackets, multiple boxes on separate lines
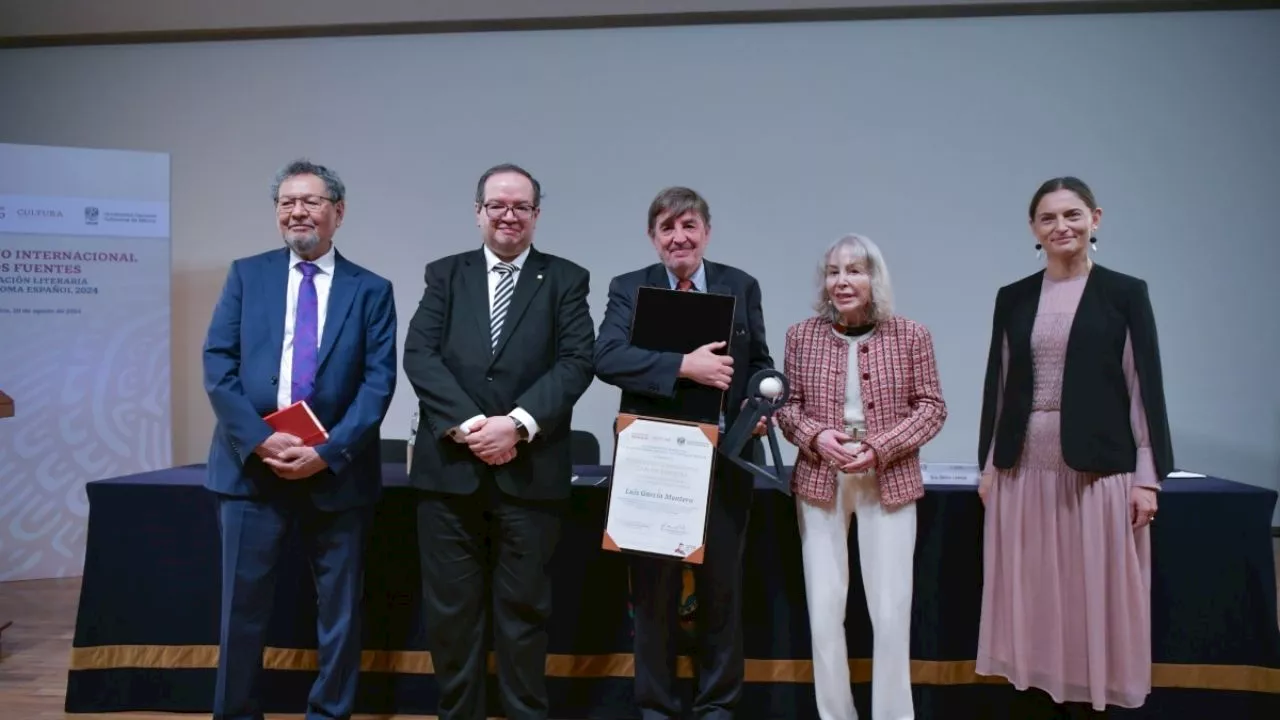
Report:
624,286,736,426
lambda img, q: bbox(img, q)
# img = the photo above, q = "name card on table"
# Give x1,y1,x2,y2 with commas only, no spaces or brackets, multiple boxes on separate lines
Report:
921,462,981,486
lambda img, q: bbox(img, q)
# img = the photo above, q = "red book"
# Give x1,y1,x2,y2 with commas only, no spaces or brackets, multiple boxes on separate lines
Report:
264,400,329,447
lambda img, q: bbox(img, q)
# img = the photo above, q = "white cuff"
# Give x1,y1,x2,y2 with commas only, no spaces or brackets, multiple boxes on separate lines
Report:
508,407,539,441
449,414,486,442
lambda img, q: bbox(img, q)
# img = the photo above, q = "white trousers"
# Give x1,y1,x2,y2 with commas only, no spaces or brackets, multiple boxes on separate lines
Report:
797,468,917,720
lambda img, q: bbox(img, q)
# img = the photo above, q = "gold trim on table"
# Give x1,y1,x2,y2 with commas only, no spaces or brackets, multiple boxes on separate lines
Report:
68,645,1280,693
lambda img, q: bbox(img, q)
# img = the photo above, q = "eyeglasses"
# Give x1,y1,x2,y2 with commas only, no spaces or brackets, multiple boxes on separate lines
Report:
481,201,537,220
276,196,333,213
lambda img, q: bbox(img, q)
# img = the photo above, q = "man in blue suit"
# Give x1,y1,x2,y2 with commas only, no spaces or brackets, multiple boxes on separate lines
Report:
594,187,774,720
202,159,397,720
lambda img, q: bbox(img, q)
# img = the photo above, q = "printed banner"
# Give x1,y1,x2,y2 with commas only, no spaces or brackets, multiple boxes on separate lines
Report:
0,143,172,581
0,194,170,238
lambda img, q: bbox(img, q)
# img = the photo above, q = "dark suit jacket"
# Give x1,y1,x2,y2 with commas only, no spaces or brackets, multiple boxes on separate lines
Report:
403,246,595,500
594,260,775,463
978,264,1174,480
202,247,398,512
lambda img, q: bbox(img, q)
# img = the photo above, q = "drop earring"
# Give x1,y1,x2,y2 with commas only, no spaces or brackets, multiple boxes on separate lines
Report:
1035,242,1044,260
1089,236,1098,253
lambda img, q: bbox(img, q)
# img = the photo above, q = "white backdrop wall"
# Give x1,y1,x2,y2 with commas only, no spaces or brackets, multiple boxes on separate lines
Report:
1,9,1277,520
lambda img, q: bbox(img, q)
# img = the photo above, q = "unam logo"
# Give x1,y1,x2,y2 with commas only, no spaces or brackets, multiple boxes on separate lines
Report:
84,206,99,225
0,206,6,220
677,436,686,445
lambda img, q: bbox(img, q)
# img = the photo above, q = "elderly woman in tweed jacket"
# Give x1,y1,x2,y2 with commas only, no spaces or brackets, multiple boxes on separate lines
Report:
775,233,947,720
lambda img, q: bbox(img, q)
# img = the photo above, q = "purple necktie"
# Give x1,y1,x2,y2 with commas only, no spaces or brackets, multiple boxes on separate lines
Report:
291,261,319,404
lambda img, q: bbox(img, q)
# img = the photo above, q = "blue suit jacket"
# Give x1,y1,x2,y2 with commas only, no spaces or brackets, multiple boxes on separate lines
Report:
202,247,397,512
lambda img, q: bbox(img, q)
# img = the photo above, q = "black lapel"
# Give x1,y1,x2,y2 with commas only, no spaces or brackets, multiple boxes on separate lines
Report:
643,263,669,289
459,249,492,351
491,248,550,361
317,251,358,370
705,261,733,298
1064,264,1109,358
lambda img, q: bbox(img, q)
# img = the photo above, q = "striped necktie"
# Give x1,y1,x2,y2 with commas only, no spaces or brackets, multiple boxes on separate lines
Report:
490,262,517,350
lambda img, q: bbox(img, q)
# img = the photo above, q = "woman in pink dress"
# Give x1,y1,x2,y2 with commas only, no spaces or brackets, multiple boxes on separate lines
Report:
976,177,1175,718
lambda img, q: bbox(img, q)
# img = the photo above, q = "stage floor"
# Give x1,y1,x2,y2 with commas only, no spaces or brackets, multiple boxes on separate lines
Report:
9,557,1280,719
0,575,479,720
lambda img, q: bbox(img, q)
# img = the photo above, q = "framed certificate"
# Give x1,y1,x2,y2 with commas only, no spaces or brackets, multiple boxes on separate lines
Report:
602,413,717,564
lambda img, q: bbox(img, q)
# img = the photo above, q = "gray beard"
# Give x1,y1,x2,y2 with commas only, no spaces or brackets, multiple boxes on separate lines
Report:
284,231,320,256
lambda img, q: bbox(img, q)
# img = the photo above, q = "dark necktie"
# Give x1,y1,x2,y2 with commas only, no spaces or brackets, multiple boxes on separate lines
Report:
291,261,319,403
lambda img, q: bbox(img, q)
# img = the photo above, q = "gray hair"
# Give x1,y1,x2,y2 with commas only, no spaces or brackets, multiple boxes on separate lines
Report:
813,233,894,324
270,158,346,204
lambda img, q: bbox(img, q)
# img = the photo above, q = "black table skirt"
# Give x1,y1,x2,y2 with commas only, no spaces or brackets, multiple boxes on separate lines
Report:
65,464,1280,718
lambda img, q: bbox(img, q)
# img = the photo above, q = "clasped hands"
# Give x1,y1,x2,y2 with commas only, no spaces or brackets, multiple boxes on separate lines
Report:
254,432,328,479
812,428,877,473
462,416,520,465
680,341,768,436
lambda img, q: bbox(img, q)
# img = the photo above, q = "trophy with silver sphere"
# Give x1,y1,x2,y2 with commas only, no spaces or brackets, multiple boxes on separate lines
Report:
718,369,791,494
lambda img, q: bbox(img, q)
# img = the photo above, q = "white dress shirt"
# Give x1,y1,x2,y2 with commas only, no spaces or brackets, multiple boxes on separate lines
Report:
277,245,336,410
452,244,541,442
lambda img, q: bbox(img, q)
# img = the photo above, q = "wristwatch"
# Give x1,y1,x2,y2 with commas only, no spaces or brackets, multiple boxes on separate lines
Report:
510,416,530,441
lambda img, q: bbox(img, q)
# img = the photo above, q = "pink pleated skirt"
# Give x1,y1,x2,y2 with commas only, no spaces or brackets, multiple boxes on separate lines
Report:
976,409,1153,710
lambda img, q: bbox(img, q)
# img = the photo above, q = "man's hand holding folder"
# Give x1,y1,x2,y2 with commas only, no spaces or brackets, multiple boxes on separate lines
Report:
259,401,331,479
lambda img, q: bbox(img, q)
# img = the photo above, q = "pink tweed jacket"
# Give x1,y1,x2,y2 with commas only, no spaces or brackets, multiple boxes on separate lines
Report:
775,315,947,507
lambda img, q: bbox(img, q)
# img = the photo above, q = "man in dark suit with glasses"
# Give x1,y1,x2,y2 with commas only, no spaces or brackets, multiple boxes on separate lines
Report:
403,163,596,720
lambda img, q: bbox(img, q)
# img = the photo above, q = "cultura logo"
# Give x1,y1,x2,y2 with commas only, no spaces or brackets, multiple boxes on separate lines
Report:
17,208,63,218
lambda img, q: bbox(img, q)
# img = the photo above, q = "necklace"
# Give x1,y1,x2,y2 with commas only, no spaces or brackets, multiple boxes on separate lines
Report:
833,320,876,336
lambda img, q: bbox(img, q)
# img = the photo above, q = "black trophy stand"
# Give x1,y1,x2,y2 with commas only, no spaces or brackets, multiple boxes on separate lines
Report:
718,369,792,494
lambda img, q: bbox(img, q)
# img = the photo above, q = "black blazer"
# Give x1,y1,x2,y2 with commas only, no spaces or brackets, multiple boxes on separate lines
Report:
978,264,1174,480
402,246,595,500
593,260,775,463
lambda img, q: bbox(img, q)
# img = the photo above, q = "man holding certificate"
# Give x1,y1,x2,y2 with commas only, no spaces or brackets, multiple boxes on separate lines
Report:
594,186,775,720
